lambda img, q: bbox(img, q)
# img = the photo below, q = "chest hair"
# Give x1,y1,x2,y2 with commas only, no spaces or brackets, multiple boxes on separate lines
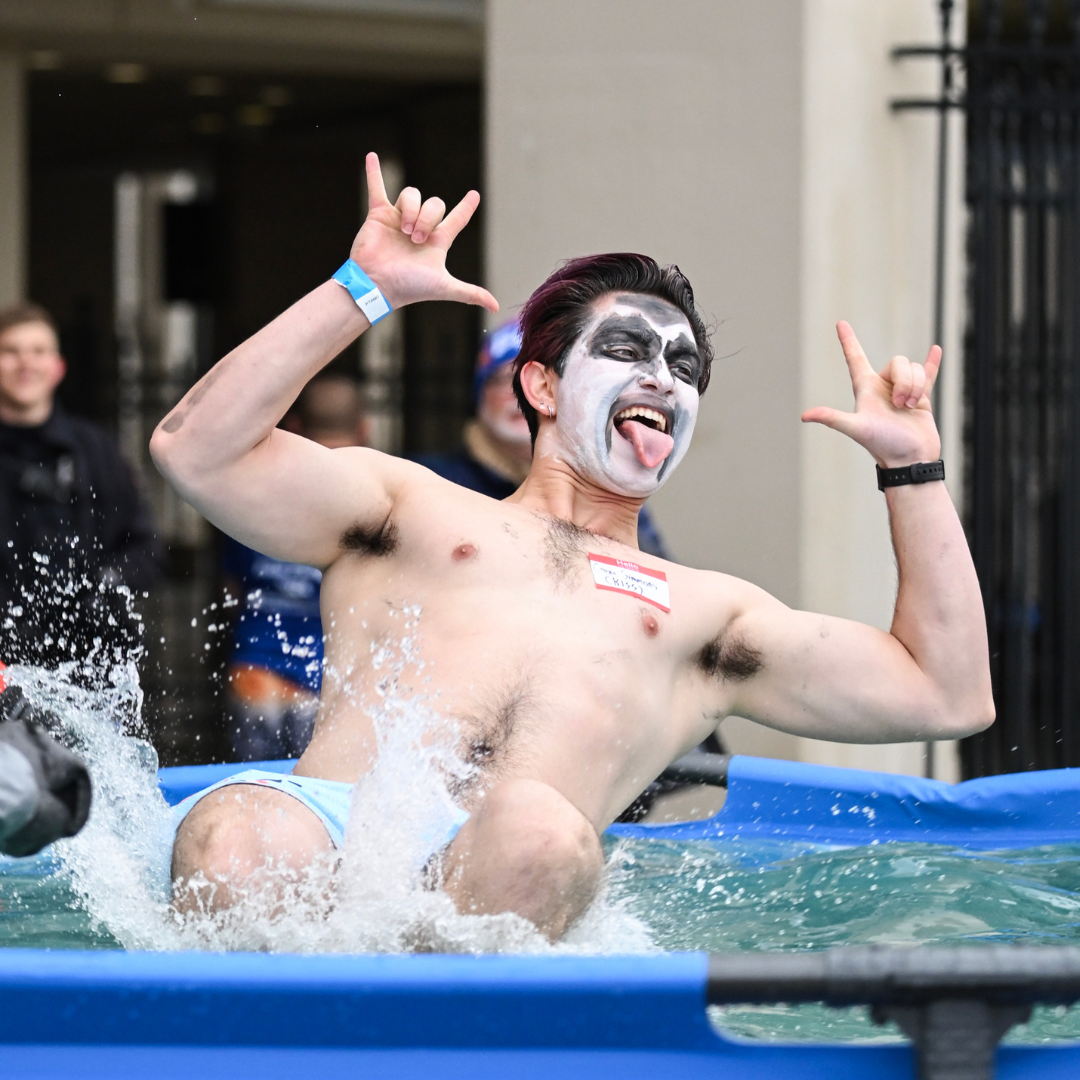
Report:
541,515,595,588
454,676,535,791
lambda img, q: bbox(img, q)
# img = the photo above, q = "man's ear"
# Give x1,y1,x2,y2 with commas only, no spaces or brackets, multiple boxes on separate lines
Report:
51,356,67,390
518,360,558,413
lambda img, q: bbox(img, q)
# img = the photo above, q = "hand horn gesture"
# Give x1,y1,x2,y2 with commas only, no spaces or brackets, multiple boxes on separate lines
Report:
349,152,499,314
802,321,942,469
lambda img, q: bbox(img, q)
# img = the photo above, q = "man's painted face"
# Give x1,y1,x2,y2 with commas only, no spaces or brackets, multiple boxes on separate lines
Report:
552,294,701,498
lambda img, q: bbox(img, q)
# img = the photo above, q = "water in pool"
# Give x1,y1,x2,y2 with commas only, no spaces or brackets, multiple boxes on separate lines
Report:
3,660,1080,1043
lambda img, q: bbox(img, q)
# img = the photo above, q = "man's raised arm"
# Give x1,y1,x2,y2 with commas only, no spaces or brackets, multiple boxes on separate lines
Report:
721,322,994,744
150,153,497,568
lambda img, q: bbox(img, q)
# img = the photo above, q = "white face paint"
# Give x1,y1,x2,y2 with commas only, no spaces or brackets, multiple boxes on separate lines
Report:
551,294,702,498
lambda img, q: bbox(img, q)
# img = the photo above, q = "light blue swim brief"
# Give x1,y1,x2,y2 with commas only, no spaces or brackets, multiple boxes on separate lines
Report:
171,769,470,854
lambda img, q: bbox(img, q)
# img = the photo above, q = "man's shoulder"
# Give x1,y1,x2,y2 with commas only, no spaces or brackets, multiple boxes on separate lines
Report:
658,559,775,624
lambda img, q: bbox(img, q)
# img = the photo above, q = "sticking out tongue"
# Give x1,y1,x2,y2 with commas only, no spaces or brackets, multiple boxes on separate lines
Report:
615,418,675,469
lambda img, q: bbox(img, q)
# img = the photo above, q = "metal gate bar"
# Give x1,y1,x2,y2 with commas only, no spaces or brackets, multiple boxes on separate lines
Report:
896,1,1080,775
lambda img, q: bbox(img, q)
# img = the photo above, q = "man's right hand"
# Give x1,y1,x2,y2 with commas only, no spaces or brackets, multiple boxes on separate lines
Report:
350,153,498,314
151,152,498,569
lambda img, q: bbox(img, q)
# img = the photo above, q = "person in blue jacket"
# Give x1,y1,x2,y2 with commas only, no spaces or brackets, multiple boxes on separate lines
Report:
414,319,670,558
221,375,366,762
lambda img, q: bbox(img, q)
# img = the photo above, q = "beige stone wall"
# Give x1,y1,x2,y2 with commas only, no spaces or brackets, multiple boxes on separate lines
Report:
794,0,960,781
0,51,24,306
486,0,805,597
487,0,963,779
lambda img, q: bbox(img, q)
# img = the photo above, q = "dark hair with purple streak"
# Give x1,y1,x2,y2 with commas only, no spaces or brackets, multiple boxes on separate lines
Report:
512,253,713,444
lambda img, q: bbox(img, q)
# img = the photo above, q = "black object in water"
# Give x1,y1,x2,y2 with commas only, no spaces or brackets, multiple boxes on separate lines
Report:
0,685,91,857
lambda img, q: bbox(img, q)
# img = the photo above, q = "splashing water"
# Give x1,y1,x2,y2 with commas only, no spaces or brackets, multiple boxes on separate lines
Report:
8,649,1080,1041
8,605,1080,1041
1,608,653,956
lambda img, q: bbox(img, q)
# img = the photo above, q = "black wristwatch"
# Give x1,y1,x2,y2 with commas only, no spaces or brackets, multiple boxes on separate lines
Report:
876,460,945,491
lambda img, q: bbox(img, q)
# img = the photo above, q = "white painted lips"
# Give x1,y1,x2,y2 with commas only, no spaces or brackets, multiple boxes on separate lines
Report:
613,405,668,434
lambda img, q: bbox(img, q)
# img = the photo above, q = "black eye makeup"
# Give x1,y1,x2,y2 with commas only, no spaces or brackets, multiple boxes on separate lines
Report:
586,316,663,363
664,338,702,385
582,310,700,389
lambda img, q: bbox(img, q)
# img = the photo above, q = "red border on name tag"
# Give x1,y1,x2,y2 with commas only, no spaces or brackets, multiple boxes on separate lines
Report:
588,552,670,612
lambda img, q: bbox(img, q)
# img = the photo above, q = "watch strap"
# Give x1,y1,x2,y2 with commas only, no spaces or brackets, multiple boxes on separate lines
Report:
876,460,945,491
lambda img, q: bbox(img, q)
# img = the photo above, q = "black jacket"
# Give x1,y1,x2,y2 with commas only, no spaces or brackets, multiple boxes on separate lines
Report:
0,406,161,666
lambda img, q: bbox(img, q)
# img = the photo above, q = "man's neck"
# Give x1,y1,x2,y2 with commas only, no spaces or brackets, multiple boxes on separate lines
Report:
509,450,643,548
0,399,53,427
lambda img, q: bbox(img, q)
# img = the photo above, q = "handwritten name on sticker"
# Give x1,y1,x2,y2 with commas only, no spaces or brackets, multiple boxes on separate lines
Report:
588,553,670,612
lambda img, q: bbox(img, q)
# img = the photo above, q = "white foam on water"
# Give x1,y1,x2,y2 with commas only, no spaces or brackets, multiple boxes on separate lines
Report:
6,607,655,956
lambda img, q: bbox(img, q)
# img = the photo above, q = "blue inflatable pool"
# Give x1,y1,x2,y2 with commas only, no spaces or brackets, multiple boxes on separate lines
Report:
3,754,1080,1079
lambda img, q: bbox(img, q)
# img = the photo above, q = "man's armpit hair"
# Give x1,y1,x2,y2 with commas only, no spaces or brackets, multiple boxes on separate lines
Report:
697,628,763,682
340,514,399,558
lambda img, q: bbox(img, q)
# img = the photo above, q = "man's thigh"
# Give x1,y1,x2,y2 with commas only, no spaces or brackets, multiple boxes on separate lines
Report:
172,784,334,912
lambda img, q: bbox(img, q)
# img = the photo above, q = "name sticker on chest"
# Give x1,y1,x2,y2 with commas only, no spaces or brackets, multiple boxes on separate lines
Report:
588,553,671,612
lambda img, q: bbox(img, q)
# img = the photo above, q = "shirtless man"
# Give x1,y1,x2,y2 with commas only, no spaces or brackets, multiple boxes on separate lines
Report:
152,155,993,941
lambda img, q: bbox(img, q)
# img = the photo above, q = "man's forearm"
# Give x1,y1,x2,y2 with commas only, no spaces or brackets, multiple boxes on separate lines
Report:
887,481,994,728
152,281,368,474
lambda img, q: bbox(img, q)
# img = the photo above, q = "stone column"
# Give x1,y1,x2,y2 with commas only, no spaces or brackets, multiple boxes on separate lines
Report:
795,0,955,780
486,0,806,764
0,52,24,306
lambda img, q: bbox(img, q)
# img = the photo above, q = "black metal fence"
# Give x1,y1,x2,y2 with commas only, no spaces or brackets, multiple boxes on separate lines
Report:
962,1,1080,775
896,2,1080,776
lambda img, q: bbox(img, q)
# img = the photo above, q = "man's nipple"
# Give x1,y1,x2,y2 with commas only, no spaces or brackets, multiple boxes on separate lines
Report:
641,609,660,637
452,543,478,562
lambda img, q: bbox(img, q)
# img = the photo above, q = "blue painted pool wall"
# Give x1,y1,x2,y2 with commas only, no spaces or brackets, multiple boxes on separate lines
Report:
158,754,1080,846
2,757,1078,1077
609,754,1080,847
2,949,1079,1078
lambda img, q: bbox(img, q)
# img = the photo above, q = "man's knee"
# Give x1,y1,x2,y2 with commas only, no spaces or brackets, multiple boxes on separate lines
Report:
444,779,603,939
171,786,332,914
482,780,600,874
173,795,253,881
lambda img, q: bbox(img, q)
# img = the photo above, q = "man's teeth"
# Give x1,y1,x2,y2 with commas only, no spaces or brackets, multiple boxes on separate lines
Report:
614,406,668,433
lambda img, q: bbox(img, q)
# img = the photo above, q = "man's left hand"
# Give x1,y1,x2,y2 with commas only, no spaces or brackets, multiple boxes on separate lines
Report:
801,321,942,468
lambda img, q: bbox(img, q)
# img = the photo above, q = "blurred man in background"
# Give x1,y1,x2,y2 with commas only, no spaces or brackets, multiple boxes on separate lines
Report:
416,319,669,558
222,374,367,762
0,303,160,669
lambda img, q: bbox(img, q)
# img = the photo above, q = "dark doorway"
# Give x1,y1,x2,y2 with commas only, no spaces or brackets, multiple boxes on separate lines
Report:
27,65,482,763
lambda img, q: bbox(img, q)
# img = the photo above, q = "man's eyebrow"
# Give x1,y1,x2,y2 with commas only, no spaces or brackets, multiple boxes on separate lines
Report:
663,335,701,362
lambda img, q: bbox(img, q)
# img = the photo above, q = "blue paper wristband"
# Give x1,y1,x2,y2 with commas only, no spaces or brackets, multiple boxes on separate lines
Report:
332,259,392,324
